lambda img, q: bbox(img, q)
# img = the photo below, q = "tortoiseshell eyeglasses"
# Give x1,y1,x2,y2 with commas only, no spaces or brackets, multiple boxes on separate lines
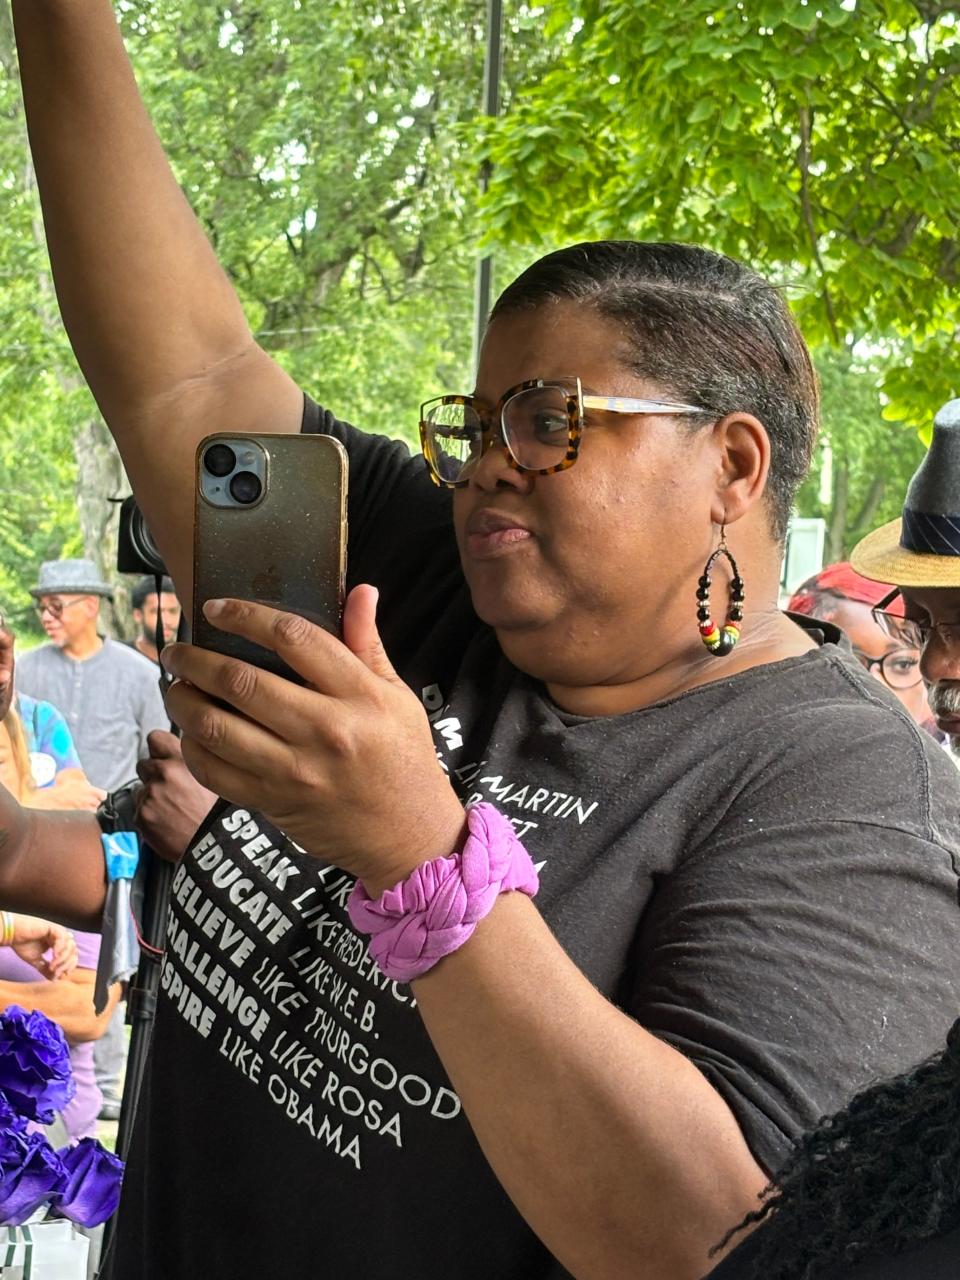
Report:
419,377,709,489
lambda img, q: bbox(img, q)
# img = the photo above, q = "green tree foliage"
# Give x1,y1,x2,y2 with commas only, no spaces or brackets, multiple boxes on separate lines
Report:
798,347,926,561
0,7,84,633
1,0,956,615
0,0,550,624
476,1,958,381
475,0,960,550
116,0,562,437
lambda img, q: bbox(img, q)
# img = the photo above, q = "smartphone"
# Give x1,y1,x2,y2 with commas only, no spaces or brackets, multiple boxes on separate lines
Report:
192,432,348,684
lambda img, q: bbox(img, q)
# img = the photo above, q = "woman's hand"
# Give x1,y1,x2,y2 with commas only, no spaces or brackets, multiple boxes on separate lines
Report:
135,730,217,863
26,771,106,812
161,586,466,895
9,914,78,981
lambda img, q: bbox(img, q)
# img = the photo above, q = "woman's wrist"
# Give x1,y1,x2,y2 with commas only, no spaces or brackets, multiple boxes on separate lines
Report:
349,804,540,982
359,797,468,899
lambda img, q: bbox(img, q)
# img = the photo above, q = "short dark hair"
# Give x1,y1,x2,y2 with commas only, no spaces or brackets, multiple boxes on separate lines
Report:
490,241,819,544
131,574,176,611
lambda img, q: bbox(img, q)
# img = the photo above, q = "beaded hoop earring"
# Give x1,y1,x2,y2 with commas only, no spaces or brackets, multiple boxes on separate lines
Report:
696,527,745,657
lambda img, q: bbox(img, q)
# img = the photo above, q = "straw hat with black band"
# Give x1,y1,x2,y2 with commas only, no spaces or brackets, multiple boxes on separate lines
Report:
851,399,960,592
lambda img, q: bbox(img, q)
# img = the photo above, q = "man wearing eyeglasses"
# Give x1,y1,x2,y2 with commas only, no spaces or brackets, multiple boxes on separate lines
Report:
17,558,169,1124
17,559,168,796
852,400,960,758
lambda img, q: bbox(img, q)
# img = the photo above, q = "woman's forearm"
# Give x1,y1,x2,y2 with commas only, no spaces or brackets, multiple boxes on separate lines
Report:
0,787,105,930
0,976,117,1044
413,894,765,1280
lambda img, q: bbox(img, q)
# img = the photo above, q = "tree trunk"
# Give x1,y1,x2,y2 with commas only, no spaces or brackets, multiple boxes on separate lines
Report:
849,474,886,553
826,458,849,565
72,418,132,640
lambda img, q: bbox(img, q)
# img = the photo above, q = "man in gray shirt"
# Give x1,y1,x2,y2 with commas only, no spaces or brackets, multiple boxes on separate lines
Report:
17,559,168,792
17,557,169,1120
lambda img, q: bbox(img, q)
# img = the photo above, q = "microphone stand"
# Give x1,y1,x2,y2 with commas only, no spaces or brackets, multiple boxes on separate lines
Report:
99,577,178,1274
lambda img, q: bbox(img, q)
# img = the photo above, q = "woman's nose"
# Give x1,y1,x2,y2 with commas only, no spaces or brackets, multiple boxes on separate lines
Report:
468,434,532,494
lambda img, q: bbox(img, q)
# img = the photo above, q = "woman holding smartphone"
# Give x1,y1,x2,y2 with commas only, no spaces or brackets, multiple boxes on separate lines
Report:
11,5,960,1278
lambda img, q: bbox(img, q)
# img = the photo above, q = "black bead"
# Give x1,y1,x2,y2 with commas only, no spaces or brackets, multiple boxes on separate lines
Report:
713,631,736,657
698,575,710,589
695,586,709,601
730,609,743,622
697,606,711,622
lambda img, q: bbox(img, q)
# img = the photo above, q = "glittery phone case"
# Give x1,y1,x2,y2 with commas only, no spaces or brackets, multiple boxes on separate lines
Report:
192,432,348,684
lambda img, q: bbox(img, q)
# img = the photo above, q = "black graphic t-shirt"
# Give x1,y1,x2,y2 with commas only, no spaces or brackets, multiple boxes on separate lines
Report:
112,399,960,1279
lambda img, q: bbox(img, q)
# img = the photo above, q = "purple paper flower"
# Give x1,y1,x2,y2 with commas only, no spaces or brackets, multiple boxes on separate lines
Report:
0,1007,74,1124
0,1091,26,1133
54,1139,124,1227
0,1127,64,1225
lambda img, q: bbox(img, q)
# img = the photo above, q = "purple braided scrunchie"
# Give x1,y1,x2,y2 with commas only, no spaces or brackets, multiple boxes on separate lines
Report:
347,803,539,982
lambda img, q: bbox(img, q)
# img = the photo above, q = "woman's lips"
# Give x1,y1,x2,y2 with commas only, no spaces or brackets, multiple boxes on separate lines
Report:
468,527,533,558
464,510,534,560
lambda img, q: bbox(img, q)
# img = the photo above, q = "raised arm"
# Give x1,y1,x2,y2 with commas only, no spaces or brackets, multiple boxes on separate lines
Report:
12,0,303,598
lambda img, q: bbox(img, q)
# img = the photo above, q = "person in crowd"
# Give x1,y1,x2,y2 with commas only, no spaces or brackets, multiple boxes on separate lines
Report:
17,558,168,795
0,909,118,1143
13,690,106,809
16,558,169,1122
703,1023,960,1280
0,912,77,986
0,663,119,1142
0,615,104,811
11,6,960,1278
700,399,960,1280
787,561,940,739
0,628,121,1141
854,400,960,764
127,574,181,665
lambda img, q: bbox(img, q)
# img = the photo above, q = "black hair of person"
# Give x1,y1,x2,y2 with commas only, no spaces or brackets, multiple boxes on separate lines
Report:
713,1015,960,1278
491,241,820,545
131,574,176,612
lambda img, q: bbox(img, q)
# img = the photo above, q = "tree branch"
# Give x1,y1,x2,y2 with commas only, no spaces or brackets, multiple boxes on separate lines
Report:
797,102,841,345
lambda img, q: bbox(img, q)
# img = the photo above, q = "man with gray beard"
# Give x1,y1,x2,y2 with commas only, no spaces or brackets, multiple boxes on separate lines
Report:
853,399,960,754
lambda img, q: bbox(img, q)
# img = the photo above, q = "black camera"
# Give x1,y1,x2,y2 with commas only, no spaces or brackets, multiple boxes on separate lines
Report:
117,495,167,576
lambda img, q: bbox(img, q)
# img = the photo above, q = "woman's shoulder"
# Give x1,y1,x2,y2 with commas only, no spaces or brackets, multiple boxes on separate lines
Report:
684,644,958,848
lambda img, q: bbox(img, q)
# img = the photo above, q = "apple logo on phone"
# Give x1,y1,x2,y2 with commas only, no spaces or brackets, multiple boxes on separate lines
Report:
251,566,282,602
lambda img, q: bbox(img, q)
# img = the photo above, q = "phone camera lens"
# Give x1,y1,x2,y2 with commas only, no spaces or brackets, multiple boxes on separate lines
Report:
229,471,263,505
204,443,236,477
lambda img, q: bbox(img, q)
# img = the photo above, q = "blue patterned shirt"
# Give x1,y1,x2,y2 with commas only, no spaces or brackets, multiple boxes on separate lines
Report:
15,692,83,787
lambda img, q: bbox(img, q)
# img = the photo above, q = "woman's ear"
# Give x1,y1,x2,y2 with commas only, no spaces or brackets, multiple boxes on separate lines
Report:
708,412,771,527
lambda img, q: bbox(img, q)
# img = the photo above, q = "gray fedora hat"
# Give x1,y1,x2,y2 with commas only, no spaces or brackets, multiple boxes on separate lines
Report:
852,398,960,588
30,558,114,600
